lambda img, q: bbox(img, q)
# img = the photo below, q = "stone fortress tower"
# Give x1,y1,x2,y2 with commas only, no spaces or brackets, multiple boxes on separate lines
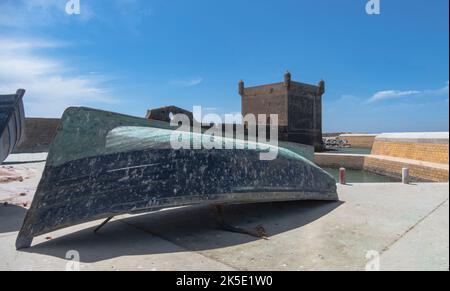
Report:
239,72,325,151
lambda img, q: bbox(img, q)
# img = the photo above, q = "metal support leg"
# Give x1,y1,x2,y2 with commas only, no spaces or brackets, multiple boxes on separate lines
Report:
212,205,268,240
94,216,114,234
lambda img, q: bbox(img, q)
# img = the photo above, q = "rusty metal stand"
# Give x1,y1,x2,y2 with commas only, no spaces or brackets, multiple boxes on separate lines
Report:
94,216,114,234
212,205,268,239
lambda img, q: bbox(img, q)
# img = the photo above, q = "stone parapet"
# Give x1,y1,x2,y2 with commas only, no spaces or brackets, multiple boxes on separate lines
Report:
314,153,449,182
371,132,449,164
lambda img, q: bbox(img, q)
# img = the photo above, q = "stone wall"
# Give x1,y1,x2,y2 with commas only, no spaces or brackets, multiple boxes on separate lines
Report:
364,155,449,182
13,118,60,153
315,153,365,170
287,81,324,149
315,152,449,182
372,141,448,164
338,134,377,149
362,132,449,182
241,83,289,127
371,133,449,164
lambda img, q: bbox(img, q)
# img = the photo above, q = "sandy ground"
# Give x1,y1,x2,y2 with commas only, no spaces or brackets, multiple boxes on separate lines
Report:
0,153,448,271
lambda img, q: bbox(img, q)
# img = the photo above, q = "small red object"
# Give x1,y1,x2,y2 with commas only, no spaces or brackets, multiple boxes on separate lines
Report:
339,168,346,185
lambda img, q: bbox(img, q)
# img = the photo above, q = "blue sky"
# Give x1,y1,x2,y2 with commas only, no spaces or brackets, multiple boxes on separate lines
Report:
0,0,448,133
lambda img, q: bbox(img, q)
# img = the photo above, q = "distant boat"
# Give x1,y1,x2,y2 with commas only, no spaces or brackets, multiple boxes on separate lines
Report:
0,89,26,163
16,107,338,249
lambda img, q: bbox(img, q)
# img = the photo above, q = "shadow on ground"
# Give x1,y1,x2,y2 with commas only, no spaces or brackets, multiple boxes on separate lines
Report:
0,204,27,234
20,200,343,263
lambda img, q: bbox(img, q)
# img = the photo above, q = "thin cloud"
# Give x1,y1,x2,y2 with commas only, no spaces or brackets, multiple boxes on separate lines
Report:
0,0,94,28
0,38,66,51
0,1,150,35
368,90,422,103
367,82,449,103
0,37,116,117
170,77,204,87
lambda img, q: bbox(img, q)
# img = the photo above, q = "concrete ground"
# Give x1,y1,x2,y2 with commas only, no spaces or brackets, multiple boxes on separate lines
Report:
0,154,448,271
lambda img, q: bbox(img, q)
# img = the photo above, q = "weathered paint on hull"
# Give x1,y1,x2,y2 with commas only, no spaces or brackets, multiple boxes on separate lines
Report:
16,107,337,249
0,90,26,163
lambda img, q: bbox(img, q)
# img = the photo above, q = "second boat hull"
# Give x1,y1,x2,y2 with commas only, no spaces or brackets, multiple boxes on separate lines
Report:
0,90,26,163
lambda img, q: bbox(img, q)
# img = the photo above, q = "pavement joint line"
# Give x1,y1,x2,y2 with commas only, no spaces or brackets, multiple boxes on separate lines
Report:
116,219,239,270
380,197,449,255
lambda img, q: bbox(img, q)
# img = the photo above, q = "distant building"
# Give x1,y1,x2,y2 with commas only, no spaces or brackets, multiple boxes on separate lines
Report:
145,106,193,124
146,72,325,150
239,72,325,150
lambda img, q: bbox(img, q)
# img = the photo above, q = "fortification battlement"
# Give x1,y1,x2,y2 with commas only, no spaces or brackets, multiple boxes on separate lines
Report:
239,72,325,150
239,72,325,97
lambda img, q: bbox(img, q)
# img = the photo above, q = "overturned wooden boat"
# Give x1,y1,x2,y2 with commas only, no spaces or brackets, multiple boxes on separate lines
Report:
0,89,26,164
16,107,338,249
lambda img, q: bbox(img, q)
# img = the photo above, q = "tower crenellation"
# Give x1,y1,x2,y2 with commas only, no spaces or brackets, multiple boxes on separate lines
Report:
240,72,324,150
